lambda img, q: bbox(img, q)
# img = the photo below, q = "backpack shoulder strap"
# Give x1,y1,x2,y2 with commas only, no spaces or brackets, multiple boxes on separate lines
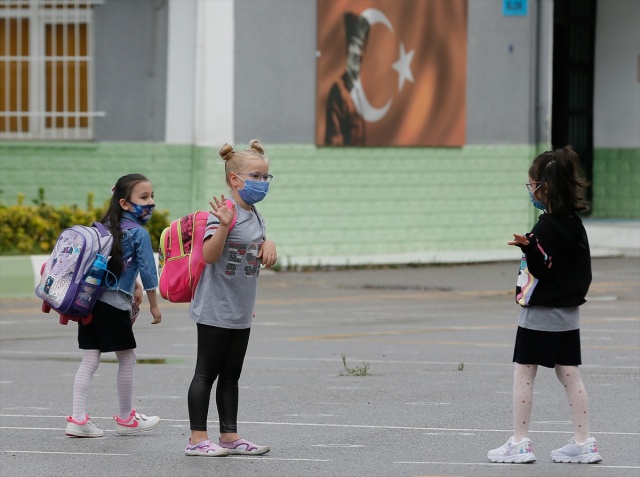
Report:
92,222,111,236
120,220,141,231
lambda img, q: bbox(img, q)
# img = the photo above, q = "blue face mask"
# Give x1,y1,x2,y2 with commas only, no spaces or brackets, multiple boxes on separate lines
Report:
127,201,155,224
528,192,546,211
236,177,269,205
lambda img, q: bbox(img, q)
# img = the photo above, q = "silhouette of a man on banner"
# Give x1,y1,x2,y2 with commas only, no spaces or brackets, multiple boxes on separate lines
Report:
324,12,370,146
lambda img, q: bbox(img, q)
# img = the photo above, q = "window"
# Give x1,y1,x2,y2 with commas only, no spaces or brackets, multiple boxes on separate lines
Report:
0,0,102,140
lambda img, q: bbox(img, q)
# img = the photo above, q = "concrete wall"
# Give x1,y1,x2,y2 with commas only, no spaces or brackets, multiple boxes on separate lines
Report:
593,0,640,149
93,0,169,141
0,141,534,266
591,0,640,218
232,0,538,146
1,0,638,272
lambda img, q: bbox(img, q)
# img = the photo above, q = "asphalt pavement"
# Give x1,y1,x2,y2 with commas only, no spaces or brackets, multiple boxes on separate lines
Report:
1,257,639,477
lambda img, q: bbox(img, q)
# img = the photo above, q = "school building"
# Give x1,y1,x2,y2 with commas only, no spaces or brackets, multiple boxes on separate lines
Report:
1,0,638,268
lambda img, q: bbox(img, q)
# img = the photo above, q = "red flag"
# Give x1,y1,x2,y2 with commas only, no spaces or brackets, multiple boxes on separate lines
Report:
317,0,467,146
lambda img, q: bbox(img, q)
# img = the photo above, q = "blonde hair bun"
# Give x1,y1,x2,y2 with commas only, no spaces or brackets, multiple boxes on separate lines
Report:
219,143,234,161
249,139,264,155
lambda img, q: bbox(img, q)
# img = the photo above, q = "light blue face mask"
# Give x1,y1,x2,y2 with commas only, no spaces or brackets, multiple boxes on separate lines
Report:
127,201,155,224
528,191,546,211
237,178,269,205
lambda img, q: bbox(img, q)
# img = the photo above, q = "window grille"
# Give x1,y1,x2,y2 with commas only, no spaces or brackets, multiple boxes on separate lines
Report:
0,0,104,140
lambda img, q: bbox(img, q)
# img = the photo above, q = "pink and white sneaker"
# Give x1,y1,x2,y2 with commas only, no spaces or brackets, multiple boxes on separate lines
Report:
113,409,160,435
219,438,270,455
65,414,104,437
488,436,536,463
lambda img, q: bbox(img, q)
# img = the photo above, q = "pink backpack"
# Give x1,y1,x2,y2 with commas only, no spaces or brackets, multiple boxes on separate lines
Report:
158,201,236,303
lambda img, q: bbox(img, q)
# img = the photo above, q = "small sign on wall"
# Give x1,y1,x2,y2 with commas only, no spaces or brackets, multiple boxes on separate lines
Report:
503,0,527,16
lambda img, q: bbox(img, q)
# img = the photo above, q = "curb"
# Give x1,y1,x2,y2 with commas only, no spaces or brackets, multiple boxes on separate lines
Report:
1,221,638,299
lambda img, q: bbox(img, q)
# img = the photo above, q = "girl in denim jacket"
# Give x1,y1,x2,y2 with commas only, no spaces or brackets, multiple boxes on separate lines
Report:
65,173,162,438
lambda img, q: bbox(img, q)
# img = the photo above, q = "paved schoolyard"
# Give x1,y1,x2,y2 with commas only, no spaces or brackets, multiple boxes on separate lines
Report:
1,257,638,477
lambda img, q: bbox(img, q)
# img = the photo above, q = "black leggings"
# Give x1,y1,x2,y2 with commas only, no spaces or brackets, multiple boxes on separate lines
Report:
187,324,251,433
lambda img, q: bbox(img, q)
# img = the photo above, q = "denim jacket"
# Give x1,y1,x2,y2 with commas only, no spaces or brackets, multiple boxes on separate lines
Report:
111,211,158,297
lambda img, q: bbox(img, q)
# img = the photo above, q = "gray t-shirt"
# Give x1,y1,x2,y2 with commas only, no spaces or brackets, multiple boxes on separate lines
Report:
100,288,132,312
189,204,265,329
518,305,579,332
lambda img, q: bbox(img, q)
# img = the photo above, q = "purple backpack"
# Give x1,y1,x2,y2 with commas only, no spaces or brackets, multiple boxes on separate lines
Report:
35,221,137,317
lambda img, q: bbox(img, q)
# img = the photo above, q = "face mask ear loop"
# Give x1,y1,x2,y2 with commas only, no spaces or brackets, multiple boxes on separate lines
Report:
232,173,245,190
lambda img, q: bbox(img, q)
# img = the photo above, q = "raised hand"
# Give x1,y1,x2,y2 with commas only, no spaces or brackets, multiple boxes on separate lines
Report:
209,194,236,227
508,233,530,246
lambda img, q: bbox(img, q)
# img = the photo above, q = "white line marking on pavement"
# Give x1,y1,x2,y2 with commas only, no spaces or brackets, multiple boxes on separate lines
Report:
4,450,129,456
235,457,331,462
394,461,640,469
136,396,182,399
312,444,364,448
0,426,115,433
406,402,451,406
285,414,333,417
2,415,639,437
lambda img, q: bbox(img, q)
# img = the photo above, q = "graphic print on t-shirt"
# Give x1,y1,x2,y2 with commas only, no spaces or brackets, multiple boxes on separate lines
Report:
225,242,260,277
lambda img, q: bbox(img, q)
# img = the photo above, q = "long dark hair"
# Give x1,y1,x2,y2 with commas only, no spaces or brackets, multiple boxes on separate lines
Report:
529,146,589,215
100,173,150,277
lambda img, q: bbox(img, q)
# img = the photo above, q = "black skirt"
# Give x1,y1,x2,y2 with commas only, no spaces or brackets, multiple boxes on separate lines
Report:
78,300,136,352
513,326,582,368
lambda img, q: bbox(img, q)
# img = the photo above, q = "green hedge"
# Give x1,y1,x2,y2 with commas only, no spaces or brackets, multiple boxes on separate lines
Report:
0,190,169,255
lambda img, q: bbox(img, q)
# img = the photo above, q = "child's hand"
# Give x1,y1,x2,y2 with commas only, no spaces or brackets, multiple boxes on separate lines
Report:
209,194,236,228
133,281,143,307
508,233,530,246
259,239,278,268
149,304,162,324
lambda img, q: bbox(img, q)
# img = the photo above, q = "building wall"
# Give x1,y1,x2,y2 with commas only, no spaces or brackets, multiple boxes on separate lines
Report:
1,0,638,267
0,141,534,266
591,0,640,218
232,0,539,146
93,0,169,141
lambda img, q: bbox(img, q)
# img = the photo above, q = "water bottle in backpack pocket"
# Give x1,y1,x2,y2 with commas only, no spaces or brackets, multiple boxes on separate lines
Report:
73,254,108,311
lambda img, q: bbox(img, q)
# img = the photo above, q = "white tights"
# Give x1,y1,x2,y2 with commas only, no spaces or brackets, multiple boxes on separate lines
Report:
71,349,137,421
512,363,591,443
555,364,591,442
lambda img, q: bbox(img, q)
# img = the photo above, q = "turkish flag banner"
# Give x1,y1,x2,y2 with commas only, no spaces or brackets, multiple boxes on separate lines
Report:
317,0,467,147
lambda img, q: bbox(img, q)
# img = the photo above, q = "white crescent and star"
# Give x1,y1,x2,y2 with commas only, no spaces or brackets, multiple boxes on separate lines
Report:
351,8,415,122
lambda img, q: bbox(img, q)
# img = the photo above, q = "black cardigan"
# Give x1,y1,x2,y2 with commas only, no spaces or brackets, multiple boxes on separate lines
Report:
517,213,592,307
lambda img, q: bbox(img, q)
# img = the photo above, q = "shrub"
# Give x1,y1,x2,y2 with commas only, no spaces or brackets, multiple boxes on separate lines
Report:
0,191,170,256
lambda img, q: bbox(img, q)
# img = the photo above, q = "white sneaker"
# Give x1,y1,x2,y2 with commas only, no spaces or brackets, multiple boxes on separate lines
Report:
114,409,160,435
65,415,104,437
488,436,536,463
551,437,602,463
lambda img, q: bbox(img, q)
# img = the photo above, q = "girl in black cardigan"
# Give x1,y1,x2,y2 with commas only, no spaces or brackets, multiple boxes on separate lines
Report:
488,146,602,465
